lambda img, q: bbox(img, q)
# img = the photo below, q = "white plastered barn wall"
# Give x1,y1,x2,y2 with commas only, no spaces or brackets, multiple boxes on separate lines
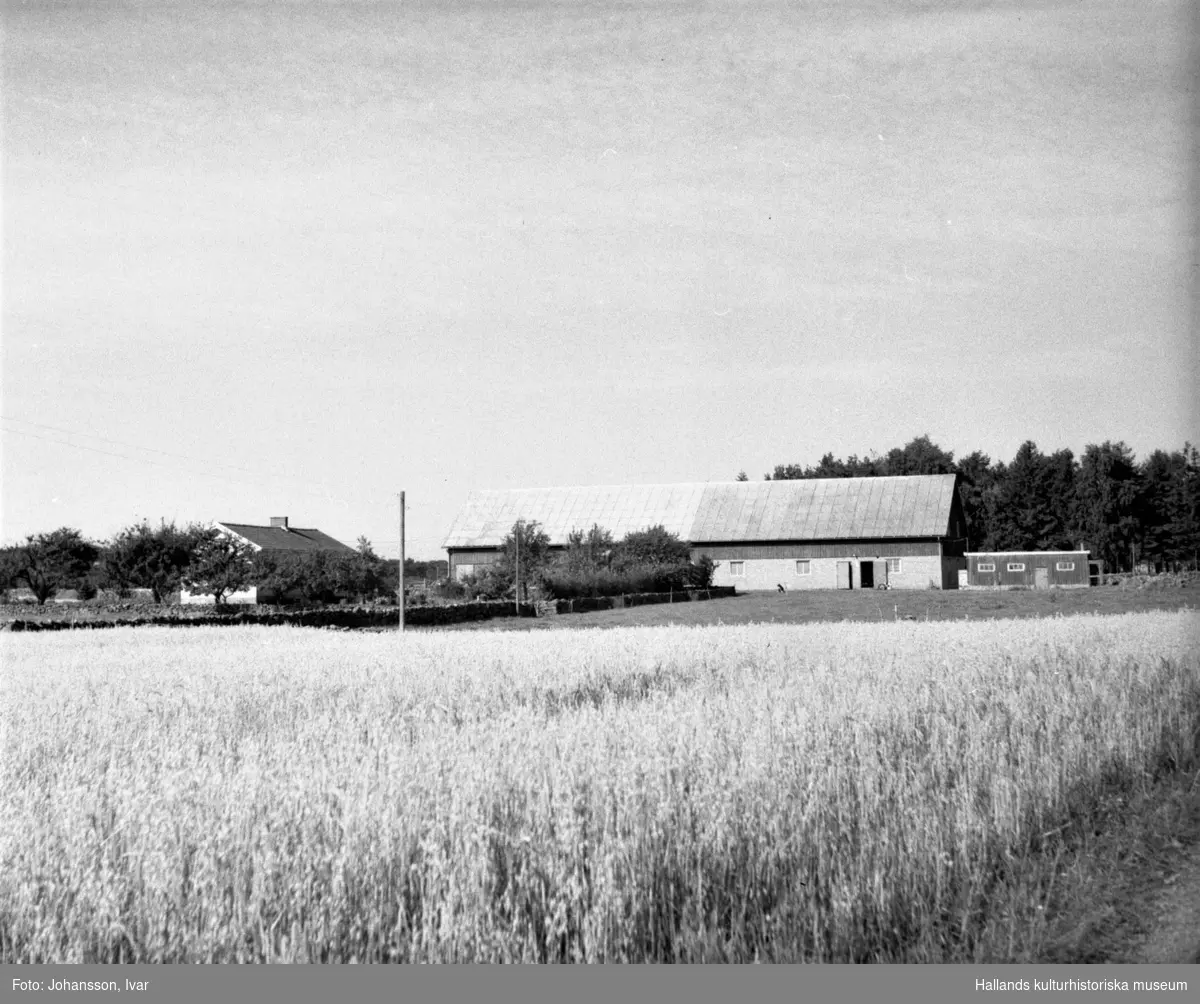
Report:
709,554,949,591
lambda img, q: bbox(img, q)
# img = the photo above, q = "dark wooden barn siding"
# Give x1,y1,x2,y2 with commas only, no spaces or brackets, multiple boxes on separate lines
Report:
967,552,1090,587
449,549,503,565
693,539,942,561
941,536,967,557
449,545,573,576
448,549,501,578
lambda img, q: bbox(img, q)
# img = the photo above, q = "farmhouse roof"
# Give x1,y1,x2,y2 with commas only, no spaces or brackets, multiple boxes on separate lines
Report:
217,522,355,554
442,475,959,549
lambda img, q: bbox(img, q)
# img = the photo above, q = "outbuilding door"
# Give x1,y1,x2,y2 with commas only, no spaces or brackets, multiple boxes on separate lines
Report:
873,560,888,589
1035,567,1049,589
836,561,852,589
859,561,874,589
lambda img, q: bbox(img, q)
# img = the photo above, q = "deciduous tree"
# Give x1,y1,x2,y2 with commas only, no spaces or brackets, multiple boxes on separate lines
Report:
6,528,100,605
562,523,615,572
182,529,255,605
882,435,956,476
614,525,691,568
103,520,203,602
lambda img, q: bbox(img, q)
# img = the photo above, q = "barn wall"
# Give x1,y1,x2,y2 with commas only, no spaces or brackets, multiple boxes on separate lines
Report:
965,552,1090,588
449,540,958,590
692,539,941,561
941,536,967,558
449,549,501,580
449,546,574,580
708,554,948,591
942,556,967,589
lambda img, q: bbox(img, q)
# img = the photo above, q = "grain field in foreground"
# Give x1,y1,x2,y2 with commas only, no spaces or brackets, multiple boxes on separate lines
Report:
3,612,1198,962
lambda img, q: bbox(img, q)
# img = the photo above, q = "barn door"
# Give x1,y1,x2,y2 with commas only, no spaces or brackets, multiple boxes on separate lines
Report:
1035,566,1049,589
836,561,852,590
873,560,887,589
859,561,874,588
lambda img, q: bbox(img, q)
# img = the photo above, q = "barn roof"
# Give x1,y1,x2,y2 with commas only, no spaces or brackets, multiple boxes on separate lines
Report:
441,484,708,550
965,550,1089,556
217,523,355,553
442,475,959,549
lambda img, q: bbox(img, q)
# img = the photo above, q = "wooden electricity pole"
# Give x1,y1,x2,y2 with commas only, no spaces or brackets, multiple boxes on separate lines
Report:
514,519,521,615
398,492,405,633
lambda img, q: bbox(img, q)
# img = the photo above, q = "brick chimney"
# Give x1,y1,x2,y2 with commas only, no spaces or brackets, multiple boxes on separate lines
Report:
270,516,289,531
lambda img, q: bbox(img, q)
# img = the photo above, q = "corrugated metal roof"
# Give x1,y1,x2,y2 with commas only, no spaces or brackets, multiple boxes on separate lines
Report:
441,484,709,549
689,476,955,542
218,523,355,553
442,476,958,549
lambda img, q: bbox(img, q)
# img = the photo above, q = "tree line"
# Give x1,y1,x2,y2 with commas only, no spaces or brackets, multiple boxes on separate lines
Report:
0,521,434,606
747,436,1200,573
0,516,711,607
5,435,1195,604
458,521,715,602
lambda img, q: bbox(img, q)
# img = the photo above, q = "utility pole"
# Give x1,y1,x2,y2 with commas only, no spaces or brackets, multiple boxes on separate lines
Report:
398,492,405,633
514,519,521,615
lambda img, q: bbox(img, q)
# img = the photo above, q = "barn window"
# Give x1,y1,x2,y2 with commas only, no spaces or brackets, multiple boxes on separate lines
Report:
729,561,745,577
795,560,810,575
1007,562,1025,572
1055,561,1074,571
886,558,902,574
977,562,995,572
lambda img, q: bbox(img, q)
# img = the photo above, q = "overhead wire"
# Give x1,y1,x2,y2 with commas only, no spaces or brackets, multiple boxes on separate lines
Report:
3,415,352,493
2,422,355,506
3,417,454,551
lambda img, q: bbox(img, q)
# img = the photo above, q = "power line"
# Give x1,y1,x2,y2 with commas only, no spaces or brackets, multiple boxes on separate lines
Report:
2,425,355,505
2,415,356,495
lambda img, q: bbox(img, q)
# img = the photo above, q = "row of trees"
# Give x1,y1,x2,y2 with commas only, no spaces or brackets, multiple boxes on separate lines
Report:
749,436,1200,573
460,522,714,602
0,521,424,606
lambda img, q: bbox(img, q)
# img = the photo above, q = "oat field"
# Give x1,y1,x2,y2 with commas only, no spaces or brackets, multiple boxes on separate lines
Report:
3,612,1198,962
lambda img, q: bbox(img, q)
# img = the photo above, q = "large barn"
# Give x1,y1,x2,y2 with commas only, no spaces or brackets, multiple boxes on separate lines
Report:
443,475,969,590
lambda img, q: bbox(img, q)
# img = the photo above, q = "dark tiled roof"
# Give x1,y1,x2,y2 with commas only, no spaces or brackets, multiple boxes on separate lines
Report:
217,523,355,553
442,475,958,549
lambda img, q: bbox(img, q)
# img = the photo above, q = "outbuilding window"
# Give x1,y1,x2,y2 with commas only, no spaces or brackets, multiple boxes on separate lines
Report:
795,560,810,575
886,558,902,574
1007,562,1025,572
977,562,996,572
729,561,745,577
1056,561,1074,571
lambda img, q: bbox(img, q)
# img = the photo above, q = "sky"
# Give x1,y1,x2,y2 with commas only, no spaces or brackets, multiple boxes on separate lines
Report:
3,0,1196,559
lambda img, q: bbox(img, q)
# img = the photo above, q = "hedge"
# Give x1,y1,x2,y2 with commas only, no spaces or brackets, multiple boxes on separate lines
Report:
1,590,737,632
541,586,736,616
2,601,537,633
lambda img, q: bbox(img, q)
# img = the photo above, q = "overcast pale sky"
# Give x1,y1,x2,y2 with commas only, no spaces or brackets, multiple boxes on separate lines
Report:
3,1,1195,558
